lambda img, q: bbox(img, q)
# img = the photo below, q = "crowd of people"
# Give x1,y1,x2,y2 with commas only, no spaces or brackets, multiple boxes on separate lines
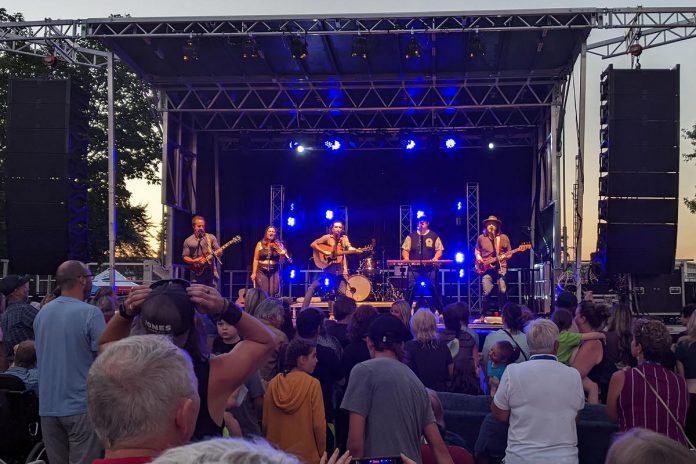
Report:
1,266,695,464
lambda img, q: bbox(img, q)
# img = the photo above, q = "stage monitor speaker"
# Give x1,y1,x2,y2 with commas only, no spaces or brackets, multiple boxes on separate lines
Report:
4,79,89,275
597,223,676,275
633,267,684,314
598,198,678,224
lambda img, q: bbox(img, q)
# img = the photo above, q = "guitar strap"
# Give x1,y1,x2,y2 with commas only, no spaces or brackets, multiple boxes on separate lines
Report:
206,233,219,279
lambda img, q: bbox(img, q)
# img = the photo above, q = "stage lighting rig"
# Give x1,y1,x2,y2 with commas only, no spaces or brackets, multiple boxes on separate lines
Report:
467,31,485,59
290,35,308,60
241,36,259,59
182,36,199,62
444,138,457,149
324,139,342,151
402,138,417,150
455,252,465,264
288,140,306,154
405,34,421,59
351,36,368,59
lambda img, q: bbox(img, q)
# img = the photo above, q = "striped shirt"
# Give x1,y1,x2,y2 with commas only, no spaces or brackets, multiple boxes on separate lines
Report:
617,363,689,446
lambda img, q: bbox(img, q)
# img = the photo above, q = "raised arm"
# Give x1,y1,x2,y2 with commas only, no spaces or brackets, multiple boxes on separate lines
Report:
98,285,151,350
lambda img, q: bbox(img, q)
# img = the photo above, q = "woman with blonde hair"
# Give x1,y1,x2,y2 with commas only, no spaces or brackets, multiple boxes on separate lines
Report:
390,299,411,326
403,308,453,391
605,427,694,464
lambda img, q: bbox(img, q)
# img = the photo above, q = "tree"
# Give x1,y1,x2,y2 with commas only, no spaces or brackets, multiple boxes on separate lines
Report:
0,8,161,262
684,124,696,213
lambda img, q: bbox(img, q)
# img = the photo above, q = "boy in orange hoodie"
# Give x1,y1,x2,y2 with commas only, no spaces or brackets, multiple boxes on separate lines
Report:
263,338,326,464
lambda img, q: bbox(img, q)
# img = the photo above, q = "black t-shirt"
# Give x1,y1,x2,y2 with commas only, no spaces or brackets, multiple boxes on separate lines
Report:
675,340,696,379
403,339,453,392
341,339,371,384
212,337,239,355
313,343,344,421
325,321,350,348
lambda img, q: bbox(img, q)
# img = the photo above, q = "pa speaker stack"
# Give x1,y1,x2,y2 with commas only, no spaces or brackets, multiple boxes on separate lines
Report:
596,65,679,275
4,79,90,275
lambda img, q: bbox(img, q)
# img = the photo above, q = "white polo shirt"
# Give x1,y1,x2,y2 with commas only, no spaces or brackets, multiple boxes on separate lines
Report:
493,354,585,464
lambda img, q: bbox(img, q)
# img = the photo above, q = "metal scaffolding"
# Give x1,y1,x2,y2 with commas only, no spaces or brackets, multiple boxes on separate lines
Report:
270,185,285,240
399,205,413,247
466,183,482,313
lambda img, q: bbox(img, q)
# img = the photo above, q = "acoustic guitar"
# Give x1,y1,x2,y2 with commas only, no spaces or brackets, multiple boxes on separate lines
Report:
192,235,242,277
474,242,532,274
312,242,373,270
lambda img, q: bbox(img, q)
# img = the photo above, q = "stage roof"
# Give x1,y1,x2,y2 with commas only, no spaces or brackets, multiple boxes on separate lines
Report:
87,12,591,138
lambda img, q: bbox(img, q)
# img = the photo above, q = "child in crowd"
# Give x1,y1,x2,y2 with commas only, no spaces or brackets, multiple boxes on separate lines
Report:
552,308,606,403
263,338,326,464
212,318,241,355
483,340,517,395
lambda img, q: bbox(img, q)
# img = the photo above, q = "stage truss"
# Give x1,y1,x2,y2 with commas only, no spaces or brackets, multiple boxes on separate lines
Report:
466,183,482,313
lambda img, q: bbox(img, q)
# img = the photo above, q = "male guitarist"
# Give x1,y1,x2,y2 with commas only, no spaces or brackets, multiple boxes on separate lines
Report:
302,221,356,310
401,215,445,312
475,215,511,312
182,215,220,288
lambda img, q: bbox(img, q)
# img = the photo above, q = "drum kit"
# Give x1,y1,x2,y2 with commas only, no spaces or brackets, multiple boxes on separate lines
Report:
344,256,403,302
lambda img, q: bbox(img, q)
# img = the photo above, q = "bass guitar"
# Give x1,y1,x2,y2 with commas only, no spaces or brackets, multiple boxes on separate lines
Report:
192,235,242,277
474,242,531,274
312,242,373,270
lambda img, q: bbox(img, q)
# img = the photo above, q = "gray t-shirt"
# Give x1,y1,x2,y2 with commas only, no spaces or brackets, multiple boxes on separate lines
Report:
341,357,435,464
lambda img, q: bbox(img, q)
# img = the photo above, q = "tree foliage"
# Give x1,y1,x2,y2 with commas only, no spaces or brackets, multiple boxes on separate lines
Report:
0,8,161,262
684,124,696,214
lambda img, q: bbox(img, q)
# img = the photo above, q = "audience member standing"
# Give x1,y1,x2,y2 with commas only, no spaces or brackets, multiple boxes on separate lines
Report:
0,274,37,363
254,298,289,382
492,319,584,464
88,335,200,463
571,301,610,404
263,338,326,464
481,303,529,367
390,300,412,326
324,295,356,348
606,319,690,447
439,303,479,395
404,309,452,391
676,311,696,444
594,303,636,402
341,314,453,464
34,261,105,464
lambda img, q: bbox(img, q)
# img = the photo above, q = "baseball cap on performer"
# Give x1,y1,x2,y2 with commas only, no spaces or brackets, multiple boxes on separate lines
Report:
139,279,195,347
368,314,412,344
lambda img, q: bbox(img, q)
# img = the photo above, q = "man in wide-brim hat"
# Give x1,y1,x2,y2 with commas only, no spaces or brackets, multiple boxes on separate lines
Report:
475,215,511,313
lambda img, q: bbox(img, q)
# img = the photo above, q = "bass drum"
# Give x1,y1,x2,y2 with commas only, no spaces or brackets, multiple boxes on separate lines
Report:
345,274,372,302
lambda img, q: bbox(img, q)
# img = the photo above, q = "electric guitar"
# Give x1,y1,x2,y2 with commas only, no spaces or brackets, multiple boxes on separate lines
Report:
474,243,531,274
312,242,373,270
192,235,242,276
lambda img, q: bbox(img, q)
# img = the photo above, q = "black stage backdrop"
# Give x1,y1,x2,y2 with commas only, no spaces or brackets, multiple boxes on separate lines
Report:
185,136,533,277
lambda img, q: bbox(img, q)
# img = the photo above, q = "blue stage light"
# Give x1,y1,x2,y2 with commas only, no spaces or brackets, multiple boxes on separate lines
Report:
445,138,457,149
488,141,495,150
404,139,417,150
288,140,305,154
416,210,426,219
420,280,426,288
457,201,463,211
289,203,295,211
287,217,296,227
325,210,334,220
455,252,465,264
324,139,342,151
289,269,297,279
324,278,331,287
459,269,465,279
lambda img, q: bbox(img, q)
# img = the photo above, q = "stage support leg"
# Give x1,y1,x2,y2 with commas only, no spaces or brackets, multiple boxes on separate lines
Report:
107,51,116,288
574,40,588,301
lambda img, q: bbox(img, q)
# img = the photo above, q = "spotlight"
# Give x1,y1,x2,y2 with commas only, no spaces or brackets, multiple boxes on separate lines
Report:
420,280,427,288
325,210,334,220
402,138,417,150
241,36,259,59
324,278,331,287
444,138,457,149
288,140,306,154
488,141,495,150
405,34,421,59
456,201,463,211
290,35,308,60
459,269,465,279
289,268,297,280
289,203,295,211
455,252,465,264
324,139,342,151
351,36,368,59
287,217,296,227
467,31,485,59
416,210,426,219
182,36,198,62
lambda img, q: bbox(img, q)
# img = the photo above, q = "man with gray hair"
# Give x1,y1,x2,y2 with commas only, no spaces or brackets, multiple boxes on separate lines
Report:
88,335,200,463
491,319,584,464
